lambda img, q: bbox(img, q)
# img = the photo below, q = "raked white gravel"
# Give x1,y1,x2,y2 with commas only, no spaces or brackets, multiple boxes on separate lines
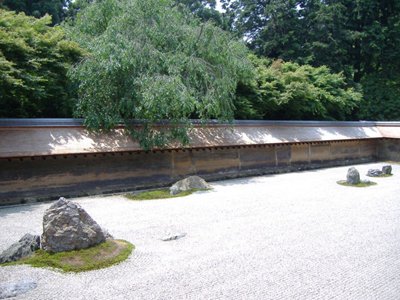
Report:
1,162,400,299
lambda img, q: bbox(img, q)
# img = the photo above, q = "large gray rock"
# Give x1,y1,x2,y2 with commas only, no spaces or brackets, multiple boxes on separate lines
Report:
0,234,40,263
41,197,105,253
382,165,392,175
346,167,360,185
367,169,383,177
170,176,211,195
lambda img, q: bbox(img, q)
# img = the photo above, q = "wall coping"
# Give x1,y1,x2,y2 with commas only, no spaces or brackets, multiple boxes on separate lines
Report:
1,118,400,128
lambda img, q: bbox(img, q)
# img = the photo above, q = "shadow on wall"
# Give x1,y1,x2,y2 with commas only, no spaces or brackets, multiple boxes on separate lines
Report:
47,129,138,153
0,122,386,158
188,125,382,148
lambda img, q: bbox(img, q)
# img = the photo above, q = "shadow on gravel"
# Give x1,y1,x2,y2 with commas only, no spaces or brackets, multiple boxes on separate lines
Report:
0,203,43,217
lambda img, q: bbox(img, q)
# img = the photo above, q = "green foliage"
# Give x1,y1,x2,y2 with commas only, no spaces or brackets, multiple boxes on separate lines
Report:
63,0,94,21
223,0,400,78
234,56,362,120
176,0,231,30
223,0,400,120
125,188,200,201
1,0,70,25
0,9,83,118
67,0,251,149
3,240,134,272
358,74,400,120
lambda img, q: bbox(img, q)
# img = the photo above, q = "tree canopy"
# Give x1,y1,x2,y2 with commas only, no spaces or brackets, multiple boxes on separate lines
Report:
222,0,400,79
1,0,399,131
234,56,362,120
67,0,252,148
175,0,230,30
0,9,83,118
222,0,400,120
1,0,71,25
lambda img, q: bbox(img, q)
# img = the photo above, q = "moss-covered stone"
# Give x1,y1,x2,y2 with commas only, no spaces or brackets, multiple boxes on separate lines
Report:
1,239,134,273
125,188,200,201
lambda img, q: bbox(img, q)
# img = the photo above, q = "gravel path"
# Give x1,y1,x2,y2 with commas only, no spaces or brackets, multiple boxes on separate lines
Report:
1,163,400,299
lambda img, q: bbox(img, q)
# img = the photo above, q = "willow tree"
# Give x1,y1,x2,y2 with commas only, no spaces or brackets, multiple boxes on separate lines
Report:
66,0,251,149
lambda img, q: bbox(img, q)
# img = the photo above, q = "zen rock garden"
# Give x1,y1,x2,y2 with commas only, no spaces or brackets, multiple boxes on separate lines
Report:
0,176,211,265
366,165,392,177
0,176,211,298
0,197,123,298
1,165,399,299
339,164,393,187
0,197,109,264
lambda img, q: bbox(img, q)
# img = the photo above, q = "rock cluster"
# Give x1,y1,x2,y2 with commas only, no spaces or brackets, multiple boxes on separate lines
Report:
367,165,393,177
41,197,106,252
346,167,360,185
0,197,109,263
170,176,211,195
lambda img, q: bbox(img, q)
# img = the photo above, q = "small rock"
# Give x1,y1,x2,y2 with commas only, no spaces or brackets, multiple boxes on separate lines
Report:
41,197,106,253
0,280,37,299
161,233,187,241
382,165,392,175
0,234,40,264
170,176,210,195
346,167,360,184
367,169,383,177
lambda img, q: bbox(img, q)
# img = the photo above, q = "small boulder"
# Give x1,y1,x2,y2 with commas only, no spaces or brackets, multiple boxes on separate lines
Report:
41,197,106,253
367,169,383,177
0,234,40,264
346,167,360,185
382,165,392,175
170,176,210,195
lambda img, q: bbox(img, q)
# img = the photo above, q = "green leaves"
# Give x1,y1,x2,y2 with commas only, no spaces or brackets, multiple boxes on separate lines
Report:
2,0,69,25
67,0,251,149
223,0,400,120
0,9,83,117
234,56,362,120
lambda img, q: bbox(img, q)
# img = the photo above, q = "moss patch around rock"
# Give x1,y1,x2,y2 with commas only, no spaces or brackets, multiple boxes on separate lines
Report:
125,188,200,201
337,180,377,187
2,239,134,273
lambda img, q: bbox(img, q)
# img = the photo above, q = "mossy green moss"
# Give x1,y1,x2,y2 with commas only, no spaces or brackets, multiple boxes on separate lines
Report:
337,180,377,187
125,188,200,201
2,239,134,273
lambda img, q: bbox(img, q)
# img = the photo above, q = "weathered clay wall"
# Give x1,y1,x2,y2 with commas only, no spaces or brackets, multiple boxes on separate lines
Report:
1,120,399,206
377,139,400,162
0,139,379,205
0,120,388,158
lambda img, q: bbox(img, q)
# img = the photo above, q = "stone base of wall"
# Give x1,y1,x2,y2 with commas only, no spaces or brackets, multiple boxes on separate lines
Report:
0,139,380,206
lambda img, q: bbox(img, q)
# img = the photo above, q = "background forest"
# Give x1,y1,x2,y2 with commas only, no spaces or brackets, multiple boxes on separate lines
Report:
0,0,399,123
